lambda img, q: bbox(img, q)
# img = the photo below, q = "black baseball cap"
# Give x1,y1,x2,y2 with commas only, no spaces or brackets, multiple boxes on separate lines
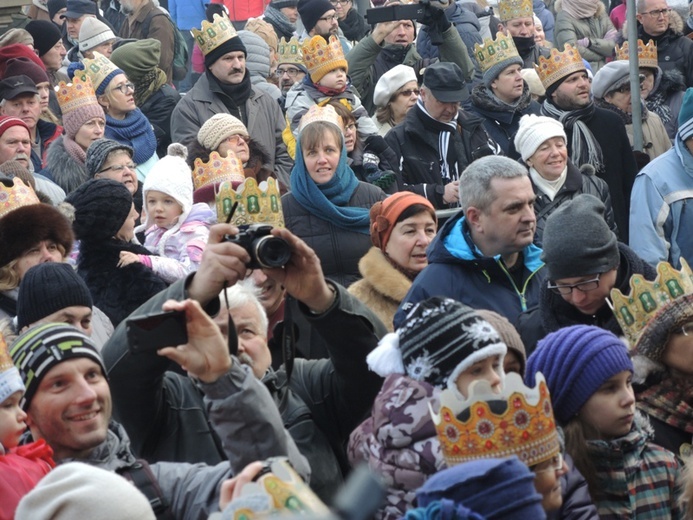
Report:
0,75,38,101
423,62,469,103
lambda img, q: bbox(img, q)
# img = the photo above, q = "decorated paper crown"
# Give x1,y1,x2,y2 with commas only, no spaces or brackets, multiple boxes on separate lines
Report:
535,44,586,89
0,177,40,220
55,74,98,116
498,0,533,22
430,372,560,468
80,52,122,94
610,258,693,350
278,37,303,66
615,39,658,70
216,177,285,228
0,331,11,374
474,33,521,75
301,35,347,82
191,13,238,56
297,104,343,135
193,151,245,193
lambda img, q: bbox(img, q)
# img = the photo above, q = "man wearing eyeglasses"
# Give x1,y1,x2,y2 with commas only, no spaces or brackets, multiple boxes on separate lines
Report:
635,0,693,88
297,0,352,55
516,194,657,355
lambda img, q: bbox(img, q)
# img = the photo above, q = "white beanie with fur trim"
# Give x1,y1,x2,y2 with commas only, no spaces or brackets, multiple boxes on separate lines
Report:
141,143,193,227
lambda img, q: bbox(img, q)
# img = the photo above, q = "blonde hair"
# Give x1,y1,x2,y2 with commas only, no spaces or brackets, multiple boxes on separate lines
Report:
0,260,20,291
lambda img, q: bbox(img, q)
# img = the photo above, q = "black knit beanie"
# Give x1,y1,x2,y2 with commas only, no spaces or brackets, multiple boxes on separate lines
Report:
25,20,62,57
65,178,133,242
205,36,247,69
298,0,334,33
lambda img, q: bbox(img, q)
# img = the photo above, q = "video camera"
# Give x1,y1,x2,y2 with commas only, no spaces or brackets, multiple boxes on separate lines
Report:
365,0,450,24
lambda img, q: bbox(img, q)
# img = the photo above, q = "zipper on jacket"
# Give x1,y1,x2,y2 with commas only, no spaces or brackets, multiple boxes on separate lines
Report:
497,260,542,312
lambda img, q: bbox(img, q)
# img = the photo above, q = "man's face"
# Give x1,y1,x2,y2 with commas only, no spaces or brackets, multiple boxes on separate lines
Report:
383,20,415,46
501,17,535,38
420,88,460,123
551,71,591,110
1,94,41,131
0,126,32,167
491,64,524,104
26,357,111,461
637,0,670,37
553,269,618,315
208,51,247,85
250,269,285,317
218,302,272,379
41,39,67,72
33,306,94,336
276,64,305,94
311,9,339,37
66,14,93,40
469,176,537,256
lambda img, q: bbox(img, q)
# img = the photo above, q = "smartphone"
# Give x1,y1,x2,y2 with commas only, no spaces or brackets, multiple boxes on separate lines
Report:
365,3,424,24
126,310,188,354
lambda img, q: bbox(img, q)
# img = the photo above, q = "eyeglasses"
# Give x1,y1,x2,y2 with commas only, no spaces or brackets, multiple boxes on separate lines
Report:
275,67,302,78
642,7,671,17
677,323,693,336
534,453,564,474
330,0,351,4
344,123,356,132
398,88,420,98
226,134,249,145
99,162,136,174
318,14,338,22
111,82,135,95
613,84,631,94
547,273,601,295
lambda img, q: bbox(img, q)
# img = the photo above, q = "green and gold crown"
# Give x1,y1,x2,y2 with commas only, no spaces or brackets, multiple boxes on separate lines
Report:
498,0,533,22
615,39,658,70
55,74,98,116
216,177,285,228
535,44,586,89
610,259,693,351
0,177,40,220
474,33,521,75
191,13,238,56
430,372,560,468
278,37,303,66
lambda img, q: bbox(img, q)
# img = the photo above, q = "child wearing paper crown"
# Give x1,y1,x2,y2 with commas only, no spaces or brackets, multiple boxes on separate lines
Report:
526,325,682,519
283,35,378,155
348,297,508,520
0,327,55,519
120,144,215,283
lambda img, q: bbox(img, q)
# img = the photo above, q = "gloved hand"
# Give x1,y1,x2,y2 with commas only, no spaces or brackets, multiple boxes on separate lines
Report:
419,1,451,34
604,28,618,42
576,37,590,48
365,134,389,155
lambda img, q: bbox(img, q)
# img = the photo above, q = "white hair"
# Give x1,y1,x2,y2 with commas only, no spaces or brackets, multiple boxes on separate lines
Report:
219,281,269,335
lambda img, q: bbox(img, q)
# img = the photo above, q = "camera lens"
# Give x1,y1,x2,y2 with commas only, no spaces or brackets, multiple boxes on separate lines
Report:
253,236,291,269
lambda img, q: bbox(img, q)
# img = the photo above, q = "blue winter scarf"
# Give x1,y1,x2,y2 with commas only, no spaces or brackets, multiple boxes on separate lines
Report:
289,135,371,234
105,108,157,164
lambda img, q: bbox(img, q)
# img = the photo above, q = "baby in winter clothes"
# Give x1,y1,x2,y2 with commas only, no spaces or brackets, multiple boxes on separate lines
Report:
119,144,215,283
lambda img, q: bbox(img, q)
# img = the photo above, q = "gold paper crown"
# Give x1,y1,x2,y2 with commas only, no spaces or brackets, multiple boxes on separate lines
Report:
498,0,533,22
535,44,586,89
193,151,245,193
191,13,238,56
0,331,12,374
430,372,560,468
297,104,343,134
610,259,693,349
474,33,521,75
216,177,285,228
0,177,40,220
278,37,303,66
55,74,99,116
301,35,347,82
615,39,658,70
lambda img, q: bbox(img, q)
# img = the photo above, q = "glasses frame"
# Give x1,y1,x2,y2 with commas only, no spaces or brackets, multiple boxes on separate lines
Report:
110,82,135,95
330,0,351,4
642,7,671,17
275,67,302,78
98,162,136,174
547,273,602,296
398,88,420,98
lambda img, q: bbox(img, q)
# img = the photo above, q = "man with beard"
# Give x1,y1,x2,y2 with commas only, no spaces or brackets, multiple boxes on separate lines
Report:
171,13,292,187
275,37,307,101
297,0,351,54
497,0,550,68
537,44,637,242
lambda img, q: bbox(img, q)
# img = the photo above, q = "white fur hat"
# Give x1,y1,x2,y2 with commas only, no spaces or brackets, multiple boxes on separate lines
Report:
513,114,567,162
142,143,193,223
373,64,418,108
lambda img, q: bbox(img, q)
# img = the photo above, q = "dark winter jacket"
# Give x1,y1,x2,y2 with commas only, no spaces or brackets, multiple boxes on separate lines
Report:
101,0,126,34
549,454,600,520
645,68,686,140
531,162,617,246
516,242,656,355
416,1,483,66
385,103,498,209
140,84,180,159
102,276,387,503
638,25,693,89
518,40,552,68
339,8,369,42
30,119,63,172
394,211,546,328
40,135,88,194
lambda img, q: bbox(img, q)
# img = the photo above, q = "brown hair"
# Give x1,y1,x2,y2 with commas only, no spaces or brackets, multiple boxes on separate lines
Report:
563,418,600,500
299,121,343,156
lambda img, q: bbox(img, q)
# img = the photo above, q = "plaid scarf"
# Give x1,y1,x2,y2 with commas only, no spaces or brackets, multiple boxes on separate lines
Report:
637,376,693,434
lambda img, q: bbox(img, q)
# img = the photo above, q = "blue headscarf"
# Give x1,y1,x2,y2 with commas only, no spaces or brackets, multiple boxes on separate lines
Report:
289,126,371,235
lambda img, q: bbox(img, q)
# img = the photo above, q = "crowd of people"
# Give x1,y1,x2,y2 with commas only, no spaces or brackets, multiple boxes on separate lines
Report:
1,0,693,517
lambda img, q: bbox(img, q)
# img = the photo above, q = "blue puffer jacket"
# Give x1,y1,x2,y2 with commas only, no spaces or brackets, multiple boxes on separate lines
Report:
533,0,555,43
168,0,207,30
394,210,546,328
416,1,483,66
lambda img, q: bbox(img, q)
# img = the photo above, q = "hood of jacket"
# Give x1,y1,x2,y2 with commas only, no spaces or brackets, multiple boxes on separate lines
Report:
653,67,686,97
533,0,548,14
44,135,89,194
674,133,693,176
61,420,138,472
446,1,481,31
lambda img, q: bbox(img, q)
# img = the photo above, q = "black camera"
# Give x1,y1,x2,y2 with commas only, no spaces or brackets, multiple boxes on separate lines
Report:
366,2,425,24
224,224,291,269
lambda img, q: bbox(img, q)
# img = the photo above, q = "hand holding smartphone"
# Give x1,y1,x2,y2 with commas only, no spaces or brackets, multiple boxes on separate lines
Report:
126,310,188,354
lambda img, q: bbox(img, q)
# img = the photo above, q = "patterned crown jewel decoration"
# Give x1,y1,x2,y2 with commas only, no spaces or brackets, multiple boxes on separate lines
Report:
0,177,40,220
216,177,285,228
301,35,345,73
191,13,238,56
497,0,533,22
474,33,520,74
615,39,658,70
535,44,585,89
609,258,693,350
193,151,245,192
0,331,12,374
430,372,561,468
278,37,303,65
55,74,98,115
297,104,344,134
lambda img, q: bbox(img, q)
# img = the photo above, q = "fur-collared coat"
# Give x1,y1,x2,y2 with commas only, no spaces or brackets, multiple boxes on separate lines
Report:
41,136,89,195
348,247,413,332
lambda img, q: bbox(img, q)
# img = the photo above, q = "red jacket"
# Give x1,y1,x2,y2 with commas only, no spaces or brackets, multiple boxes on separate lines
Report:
0,440,55,520
211,0,269,22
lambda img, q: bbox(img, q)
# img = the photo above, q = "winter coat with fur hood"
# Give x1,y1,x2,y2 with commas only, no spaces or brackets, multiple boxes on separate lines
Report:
40,135,88,195
645,68,686,140
554,0,615,72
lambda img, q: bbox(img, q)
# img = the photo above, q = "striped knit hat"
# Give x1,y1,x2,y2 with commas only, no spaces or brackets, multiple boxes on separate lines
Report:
679,88,693,142
10,323,107,410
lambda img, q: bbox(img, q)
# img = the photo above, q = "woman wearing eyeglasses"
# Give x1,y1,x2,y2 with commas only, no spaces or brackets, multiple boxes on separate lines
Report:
371,64,419,137
332,0,368,43
592,61,671,163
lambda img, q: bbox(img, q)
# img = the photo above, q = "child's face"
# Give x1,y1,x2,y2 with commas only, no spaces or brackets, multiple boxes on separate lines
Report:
455,355,503,398
0,390,27,449
503,350,523,375
578,370,635,440
146,190,184,229
318,67,347,91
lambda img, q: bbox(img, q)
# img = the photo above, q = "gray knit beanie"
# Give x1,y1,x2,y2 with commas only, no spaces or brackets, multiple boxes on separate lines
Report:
541,194,619,281
483,55,524,88
85,138,134,177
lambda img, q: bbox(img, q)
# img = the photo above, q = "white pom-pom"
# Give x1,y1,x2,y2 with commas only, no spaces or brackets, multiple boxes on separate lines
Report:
631,354,665,385
167,143,188,160
367,332,404,377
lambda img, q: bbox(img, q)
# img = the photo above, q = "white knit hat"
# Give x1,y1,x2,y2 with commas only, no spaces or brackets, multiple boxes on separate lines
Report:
513,114,567,162
79,17,116,53
373,64,418,108
197,113,250,151
142,143,193,225
16,462,155,520
520,68,545,98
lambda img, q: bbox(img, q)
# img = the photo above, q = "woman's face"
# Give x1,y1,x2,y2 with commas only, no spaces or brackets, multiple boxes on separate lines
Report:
94,150,138,195
527,136,568,181
662,325,693,376
640,69,656,99
534,23,546,44
74,117,106,151
36,82,51,111
605,85,632,113
102,73,136,118
302,131,341,185
532,454,568,512
218,134,251,163
384,211,436,273
15,240,63,279
389,80,419,124
343,119,356,153
115,202,138,242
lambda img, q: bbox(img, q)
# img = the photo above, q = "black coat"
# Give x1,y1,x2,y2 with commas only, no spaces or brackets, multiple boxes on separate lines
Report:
638,25,693,89
140,84,181,159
